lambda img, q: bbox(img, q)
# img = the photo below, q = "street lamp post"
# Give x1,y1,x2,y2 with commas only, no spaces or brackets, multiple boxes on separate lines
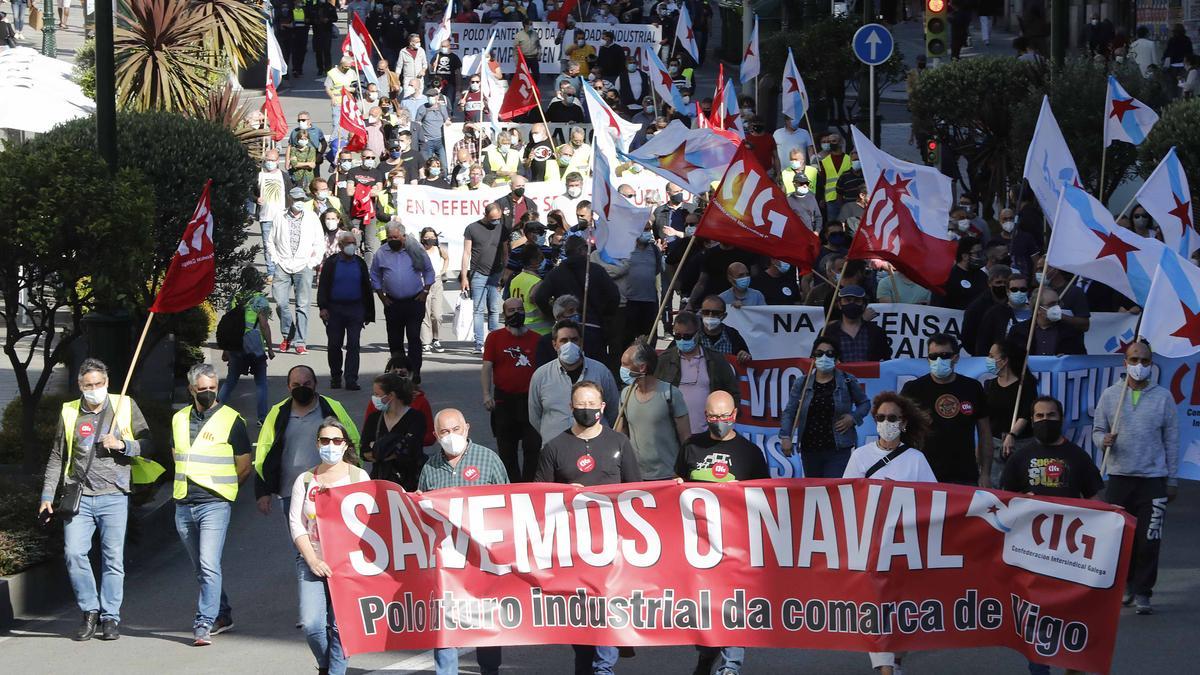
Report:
95,0,117,170
40,0,56,57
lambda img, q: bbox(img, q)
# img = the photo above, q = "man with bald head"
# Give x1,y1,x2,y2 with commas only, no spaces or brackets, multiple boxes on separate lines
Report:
718,262,766,309
653,182,693,240
1007,286,1085,356
675,390,768,674
418,408,507,674
496,174,540,232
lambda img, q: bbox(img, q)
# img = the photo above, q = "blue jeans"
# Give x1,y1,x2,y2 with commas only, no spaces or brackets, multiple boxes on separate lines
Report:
423,138,448,170
434,646,502,675
12,0,25,30
63,494,128,622
259,220,276,278
572,645,619,675
801,448,852,479
470,271,502,349
695,646,745,673
174,501,233,628
273,268,314,346
298,555,347,674
219,351,270,422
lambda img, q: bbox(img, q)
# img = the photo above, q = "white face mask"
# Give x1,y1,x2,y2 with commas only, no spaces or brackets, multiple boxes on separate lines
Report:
796,185,810,196
566,186,582,198
1001,220,1015,233
82,387,108,406
956,219,971,232
701,316,722,331
1126,362,1152,382
877,420,903,443
1044,305,1063,322
438,433,468,457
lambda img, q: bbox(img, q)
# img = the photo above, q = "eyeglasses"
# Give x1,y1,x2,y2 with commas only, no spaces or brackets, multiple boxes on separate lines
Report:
1008,286,1028,292
874,414,903,423
673,332,696,341
705,412,735,421
813,349,836,358
318,437,347,445
928,352,955,360
699,309,723,317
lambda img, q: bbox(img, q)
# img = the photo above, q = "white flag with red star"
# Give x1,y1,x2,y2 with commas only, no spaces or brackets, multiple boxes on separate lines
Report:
781,48,808,123
740,15,760,83
1140,249,1200,357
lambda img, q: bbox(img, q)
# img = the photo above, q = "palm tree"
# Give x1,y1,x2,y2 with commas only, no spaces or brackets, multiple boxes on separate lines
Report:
115,0,218,113
198,82,272,160
189,0,268,72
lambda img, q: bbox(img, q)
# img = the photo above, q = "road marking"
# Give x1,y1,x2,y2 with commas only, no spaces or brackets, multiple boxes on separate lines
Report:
368,647,474,673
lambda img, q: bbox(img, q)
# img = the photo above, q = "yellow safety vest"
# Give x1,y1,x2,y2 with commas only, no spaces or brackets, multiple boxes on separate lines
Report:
509,271,550,334
254,395,360,480
483,146,521,184
820,154,853,202
61,396,166,486
782,165,819,194
172,405,243,501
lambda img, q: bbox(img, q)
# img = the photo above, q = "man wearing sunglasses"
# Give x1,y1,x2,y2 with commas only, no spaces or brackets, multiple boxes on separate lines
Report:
899,333,994,488
655,311,738,435
674,390,768,675
973,273,1032,356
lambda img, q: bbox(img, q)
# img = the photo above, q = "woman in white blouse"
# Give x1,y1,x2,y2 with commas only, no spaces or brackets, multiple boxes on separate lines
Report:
844,391,936,675
288,418,370,675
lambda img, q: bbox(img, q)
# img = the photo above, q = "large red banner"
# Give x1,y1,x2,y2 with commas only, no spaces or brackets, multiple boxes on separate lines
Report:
317,479,1133,672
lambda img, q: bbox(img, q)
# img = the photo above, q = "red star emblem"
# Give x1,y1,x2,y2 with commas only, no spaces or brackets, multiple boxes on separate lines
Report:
879,173,912,201
1091,229,1140,271
656,141,700,178
1169,193,1193,230
1109,97,1139,122
987,505,1000,515
1171,301,1200,346
743,44,755,59
686,27,695,42
784,76,800,93
601,106,623,136
601,182,613,219
658,68,673,89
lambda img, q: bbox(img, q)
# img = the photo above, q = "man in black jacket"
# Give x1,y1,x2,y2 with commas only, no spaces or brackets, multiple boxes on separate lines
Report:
494,175,540,232
531,237,621,366
317,231,376,390
822,285,891,362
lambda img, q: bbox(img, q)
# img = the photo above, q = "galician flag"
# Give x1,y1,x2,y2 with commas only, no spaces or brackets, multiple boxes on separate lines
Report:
740,15,760,83
675,3,700,63
1022,96,1081,218
642,47,687,114
582,81,640,155
345,18,379,90
617,121,739,195
781,48,808,123
1104,76,1158,147
1140,250,1200,357
1047,185,1167,305
592,149,652,262
1134,147,1196,257
426,0,453,57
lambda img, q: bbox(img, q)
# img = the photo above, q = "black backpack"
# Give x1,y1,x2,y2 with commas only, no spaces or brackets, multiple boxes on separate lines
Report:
215,301,247,352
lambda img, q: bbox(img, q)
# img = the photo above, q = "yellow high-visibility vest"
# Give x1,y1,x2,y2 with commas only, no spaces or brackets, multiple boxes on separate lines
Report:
172,405,242,501
61,396,166,486
820,154,853,202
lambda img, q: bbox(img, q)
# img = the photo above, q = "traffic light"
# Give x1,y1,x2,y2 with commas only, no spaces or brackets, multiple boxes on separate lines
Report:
925,0,948,58
924,138,941,167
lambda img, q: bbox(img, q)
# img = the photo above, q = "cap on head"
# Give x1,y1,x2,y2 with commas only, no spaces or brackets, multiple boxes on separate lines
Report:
288,187,307,200
838,285,867,299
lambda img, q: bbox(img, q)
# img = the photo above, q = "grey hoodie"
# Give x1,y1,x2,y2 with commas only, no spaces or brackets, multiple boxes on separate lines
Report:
1092,379,1179,485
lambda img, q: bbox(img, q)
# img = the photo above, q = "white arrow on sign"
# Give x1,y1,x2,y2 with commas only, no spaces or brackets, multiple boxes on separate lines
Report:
865,30,882,61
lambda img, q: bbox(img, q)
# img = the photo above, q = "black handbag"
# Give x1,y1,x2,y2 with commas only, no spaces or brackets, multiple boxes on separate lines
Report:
55,444,97,519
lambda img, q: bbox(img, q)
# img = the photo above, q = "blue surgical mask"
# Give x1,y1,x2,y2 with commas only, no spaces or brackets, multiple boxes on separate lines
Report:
371,394,389,412
814,355,836,372
638,231,654,244
1009,290,1028,306
777,262,792,273
676,337,697,353
984,357,999,375
733,277,751,290
619,366,643,385
929,357,954,379
558,341,582,366
1035,272,1045,285
318,444,342,465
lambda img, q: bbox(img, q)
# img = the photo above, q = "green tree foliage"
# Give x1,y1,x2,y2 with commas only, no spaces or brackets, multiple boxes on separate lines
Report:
30,111,257,308
1009,58,1172,203
1139,98,1200,227
73,39,97,100
0,146,155,470
910,57,1040,217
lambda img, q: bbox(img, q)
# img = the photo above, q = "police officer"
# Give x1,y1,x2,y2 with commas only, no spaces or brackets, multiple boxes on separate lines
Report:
172,364,253,647
39,358,162,642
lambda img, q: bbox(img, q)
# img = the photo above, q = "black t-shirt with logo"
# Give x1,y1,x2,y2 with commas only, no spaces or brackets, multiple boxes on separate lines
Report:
535,426,642,486
676,432,770,483
900,374,989,484
1000,439,1104,499
524,139,557,182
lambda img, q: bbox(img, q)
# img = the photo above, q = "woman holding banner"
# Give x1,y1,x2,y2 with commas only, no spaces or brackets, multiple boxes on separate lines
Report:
288,418,370,675
778,338,871,478
984,339,1037,487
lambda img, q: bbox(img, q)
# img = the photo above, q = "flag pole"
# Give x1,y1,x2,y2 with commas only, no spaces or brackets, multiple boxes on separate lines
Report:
646,234,699,342
108,311,156,432
1101,313,1145,472
580,225,594,340
524,52,563,164
1116,193,1139,221
1099,91,1108,201
1008,191,1065,435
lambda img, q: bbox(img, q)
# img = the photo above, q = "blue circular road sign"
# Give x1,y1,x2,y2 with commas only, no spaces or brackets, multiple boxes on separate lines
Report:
853,23,894,66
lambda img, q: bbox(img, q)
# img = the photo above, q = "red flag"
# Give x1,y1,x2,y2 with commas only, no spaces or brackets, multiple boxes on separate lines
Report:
341,12,374,58
352,183,376,223
695,143,820,273
263,79,288,142
150,180,215,313
695,102,710,128
500,50,540,120
339,88,368,152
547,0,579,28
709,64,727,129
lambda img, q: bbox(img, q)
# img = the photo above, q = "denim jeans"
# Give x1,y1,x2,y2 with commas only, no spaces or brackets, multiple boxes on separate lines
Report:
801,448,852,479
470,271,502,349
219,351,270,422
274,268,314,346
175,500,233,628
695,646,745,673
423,138,448,170
63,493,128,622
259,220,276,278
572,645,619,675
12,0,26,30
326,301,365,386
298,555,347,674
434,646,502,675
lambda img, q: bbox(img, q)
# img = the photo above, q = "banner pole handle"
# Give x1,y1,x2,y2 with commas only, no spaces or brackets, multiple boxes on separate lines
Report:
1115,192,1138,221
581,225,594,338
646,234,698,343
784,255,851,459
108,311,156,436
527,58,563,165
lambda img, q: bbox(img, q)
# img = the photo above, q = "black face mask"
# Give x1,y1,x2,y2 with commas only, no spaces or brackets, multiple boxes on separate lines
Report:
828,232,850,248
1032,419,1063,445
291,385,315,405
388,239,405,251
841,303,864,320
572,407,601,428
512,187,526,199
991,285,1007,301
505,311,526,328
194,390,217,409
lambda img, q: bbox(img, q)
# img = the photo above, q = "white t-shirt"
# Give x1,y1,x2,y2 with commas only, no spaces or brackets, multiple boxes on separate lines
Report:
773,126,814,170
843,442,937,483
288,465,371,557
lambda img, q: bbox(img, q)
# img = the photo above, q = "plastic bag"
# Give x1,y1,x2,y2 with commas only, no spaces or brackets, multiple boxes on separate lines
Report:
453,292,474,342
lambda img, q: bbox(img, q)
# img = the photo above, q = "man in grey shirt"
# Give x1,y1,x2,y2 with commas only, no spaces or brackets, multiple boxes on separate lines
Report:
39,358,155,641
414,87,451,169
614,341,690,480
528,320,620,441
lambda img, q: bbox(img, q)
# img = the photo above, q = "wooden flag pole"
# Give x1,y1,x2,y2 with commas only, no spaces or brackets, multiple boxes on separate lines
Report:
646,234,698,342
108,311,156,433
